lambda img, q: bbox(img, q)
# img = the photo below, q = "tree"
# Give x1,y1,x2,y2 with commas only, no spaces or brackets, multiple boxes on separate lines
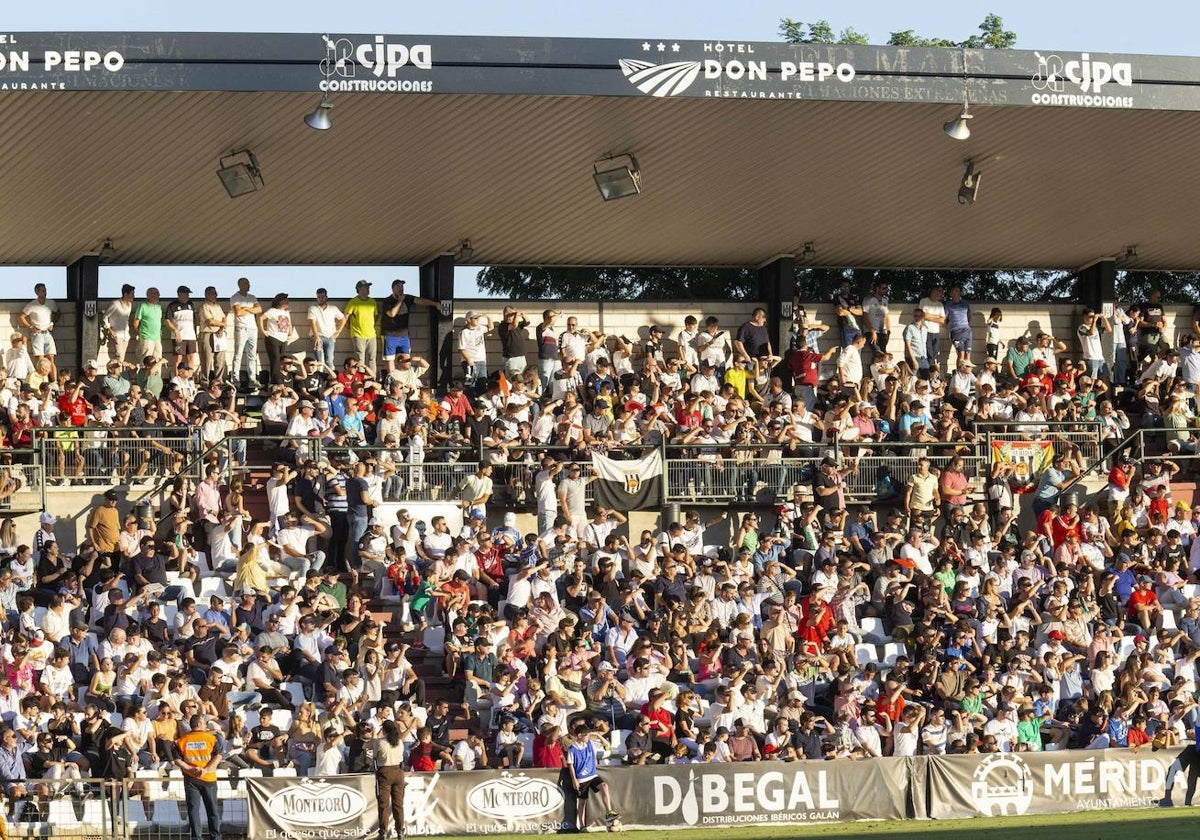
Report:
780,13,1016,50
474,266,756,301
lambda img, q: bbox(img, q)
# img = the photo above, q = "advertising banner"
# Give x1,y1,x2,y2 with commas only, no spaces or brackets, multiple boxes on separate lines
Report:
250,770,572,837
924,748,1175,820
1,32,1200,111
248,774,379,840
990,439,1054,493
601,760,910,828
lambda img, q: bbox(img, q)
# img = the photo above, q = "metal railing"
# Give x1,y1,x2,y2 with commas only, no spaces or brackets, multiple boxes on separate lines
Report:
975,420,1106,466
35,426,198,486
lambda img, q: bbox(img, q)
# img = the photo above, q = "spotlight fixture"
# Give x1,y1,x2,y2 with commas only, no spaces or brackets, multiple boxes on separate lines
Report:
454,239,474,263
216,149,264,198
99,238,115,258
958,159,982,205
943,101,973,140
593,153,642,201
304,95,334,131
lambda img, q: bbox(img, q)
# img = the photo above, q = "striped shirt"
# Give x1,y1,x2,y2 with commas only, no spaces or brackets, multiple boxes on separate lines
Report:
326,471,348,513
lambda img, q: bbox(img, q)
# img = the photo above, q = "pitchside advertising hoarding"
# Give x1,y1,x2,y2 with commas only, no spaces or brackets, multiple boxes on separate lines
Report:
246,749,1179,836
1,31,1200,109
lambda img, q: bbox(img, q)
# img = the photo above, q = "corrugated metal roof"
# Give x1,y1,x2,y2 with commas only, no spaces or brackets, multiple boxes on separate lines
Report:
0,90,1197,269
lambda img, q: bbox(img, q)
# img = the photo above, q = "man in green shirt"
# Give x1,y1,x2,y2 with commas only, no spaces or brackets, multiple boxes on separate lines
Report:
131,287,165,362
343,280,379,375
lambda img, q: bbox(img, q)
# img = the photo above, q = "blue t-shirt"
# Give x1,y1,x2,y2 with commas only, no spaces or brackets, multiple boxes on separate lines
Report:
568,739,598,783
945,300,970,333
1106,716,1129,747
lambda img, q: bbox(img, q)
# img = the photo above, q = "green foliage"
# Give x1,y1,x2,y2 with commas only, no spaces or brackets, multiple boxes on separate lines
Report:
474,266,756,301
1117,271,1200,304
961,13,1018,49
781,13,1016,49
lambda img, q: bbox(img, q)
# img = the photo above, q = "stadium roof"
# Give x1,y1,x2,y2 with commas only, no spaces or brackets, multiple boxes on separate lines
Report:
4,32,1200,271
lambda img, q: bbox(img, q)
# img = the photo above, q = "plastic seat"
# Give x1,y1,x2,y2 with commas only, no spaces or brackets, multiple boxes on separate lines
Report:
48,799,83,828
882,643,907,665
279,682,306,708
854,644,878,665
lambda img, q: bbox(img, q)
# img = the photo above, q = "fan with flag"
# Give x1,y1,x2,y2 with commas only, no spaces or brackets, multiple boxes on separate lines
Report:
591,450,664,510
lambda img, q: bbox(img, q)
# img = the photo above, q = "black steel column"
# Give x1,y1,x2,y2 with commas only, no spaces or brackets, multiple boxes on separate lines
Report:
66,255,99,374
756,256,795,356
1074,260,1116,312
419,254,455,389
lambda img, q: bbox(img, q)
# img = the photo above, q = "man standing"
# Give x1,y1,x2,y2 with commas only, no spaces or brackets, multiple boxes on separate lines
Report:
734,307,772,363
903,309,930,376
832,280,864,346
458,311,493,395
19,282,60,378
166,286,200,375
229,277,262,390
131,287,165,364
862,281,891,358
307,287,346,370
103,284,136,366
945,286,972,365
380,278,438,373
175,714,222,840
87,489,122,569
498,307,531,377
198,286,229,387
917,286,946,368
345,281,379,375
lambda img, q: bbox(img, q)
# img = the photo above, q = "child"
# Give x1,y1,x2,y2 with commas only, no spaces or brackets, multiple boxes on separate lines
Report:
495,715,524,769
985,308,1004,361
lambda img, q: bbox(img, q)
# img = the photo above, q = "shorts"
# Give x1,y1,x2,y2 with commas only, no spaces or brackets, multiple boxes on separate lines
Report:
30,331,56,356
175,339,198,357
383,335,411,359
575,777,606,797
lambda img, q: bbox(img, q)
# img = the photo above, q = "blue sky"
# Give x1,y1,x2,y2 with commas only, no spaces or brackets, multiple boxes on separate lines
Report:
6,1,1194,299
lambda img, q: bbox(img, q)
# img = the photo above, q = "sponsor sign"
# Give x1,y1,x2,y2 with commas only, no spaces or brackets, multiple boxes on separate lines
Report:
924,748,1174,820
248,776,377,840
0,31,1191,111
604,760,909,828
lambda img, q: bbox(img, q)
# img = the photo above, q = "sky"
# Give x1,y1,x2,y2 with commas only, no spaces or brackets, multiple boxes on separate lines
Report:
6,1,1196,299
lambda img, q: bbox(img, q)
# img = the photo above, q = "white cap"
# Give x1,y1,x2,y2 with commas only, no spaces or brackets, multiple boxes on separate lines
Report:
503,512,517,527
85,359,99,369
39,512,56,525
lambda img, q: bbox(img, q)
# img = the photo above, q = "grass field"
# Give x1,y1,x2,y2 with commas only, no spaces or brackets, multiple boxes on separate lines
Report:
440,807,1198,840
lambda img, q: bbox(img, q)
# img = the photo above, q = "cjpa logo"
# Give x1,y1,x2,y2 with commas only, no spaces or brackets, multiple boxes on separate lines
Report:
623,473,642,494
1033,51,1132,94
970,754,1034,817
319,35,434,93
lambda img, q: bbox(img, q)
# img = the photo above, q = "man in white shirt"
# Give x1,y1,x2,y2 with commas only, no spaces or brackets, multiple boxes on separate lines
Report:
458,311,492,395
862,281,891,357
103,284,136,365
917,287,946,367
229,276,262,389
984,704,1019,752
276,512,328,577
19,282,60,377
308,288,346,370
837,333,867,394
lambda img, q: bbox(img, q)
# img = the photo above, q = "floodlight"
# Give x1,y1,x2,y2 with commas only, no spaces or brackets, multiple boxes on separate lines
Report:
958,159,982,205
216,150,264,198
593,153,642,201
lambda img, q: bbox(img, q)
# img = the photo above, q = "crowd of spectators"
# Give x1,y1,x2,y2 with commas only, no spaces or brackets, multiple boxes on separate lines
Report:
0,278,1197,819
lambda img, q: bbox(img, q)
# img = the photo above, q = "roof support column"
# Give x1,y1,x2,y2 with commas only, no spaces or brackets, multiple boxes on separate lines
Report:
419,254,455,391
66,255,99,374
756,256,795,355
1075,259,1116,315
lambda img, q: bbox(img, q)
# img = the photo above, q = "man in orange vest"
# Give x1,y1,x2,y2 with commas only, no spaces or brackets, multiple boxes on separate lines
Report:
175,714,223,840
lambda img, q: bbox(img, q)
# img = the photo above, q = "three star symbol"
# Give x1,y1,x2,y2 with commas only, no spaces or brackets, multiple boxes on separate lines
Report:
641,42,682,52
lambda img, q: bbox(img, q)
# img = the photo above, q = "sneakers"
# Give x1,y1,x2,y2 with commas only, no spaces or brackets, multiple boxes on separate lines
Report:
1159,797,1174,807
604,811,620,821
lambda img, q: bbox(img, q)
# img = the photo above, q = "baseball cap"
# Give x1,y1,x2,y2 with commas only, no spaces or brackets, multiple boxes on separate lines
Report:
85,359,98,369
503,512,517,527
1046,630,1064,641
177,285,191,294
355,280,372,289
598,661,617,672
103,489,119,501
39,512,55,525
465,310,480,320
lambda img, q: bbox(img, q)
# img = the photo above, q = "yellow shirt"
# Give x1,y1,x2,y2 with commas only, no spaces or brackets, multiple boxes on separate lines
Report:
723,367,748,398
344,296,378,339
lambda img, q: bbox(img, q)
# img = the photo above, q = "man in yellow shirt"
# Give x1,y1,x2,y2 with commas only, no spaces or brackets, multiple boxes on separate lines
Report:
343,280,379,376
175,714,223,840
86,489,122,567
